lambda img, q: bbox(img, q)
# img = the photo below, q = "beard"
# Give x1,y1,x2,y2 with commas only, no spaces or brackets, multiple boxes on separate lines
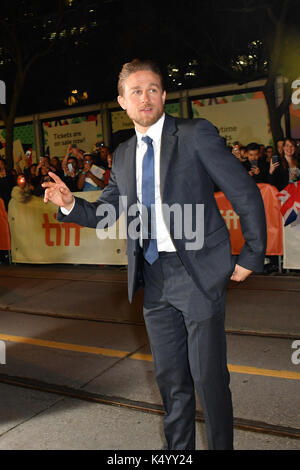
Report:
128,106,164,130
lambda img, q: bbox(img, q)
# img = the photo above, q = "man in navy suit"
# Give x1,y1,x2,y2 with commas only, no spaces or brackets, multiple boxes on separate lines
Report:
43,59,267,450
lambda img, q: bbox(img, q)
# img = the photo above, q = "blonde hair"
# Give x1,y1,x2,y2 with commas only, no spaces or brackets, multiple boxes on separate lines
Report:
118,59,164,96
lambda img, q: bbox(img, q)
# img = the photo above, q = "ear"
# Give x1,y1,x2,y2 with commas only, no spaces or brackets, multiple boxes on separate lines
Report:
162,90,166,105
117,95,126,110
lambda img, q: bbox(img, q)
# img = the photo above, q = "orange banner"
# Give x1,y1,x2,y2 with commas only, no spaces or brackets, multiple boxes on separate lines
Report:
0,198,11,250
215,183,283,255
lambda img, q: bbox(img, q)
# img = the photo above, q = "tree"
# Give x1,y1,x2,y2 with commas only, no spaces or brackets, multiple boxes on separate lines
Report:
221,0,300,143
163,0,300,144
0,0,100,168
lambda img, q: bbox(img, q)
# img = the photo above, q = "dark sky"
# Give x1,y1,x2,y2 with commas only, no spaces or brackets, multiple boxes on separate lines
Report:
1,0,299,117
14,0,243,115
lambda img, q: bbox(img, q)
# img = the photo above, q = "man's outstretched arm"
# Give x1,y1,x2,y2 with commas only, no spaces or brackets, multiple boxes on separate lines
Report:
42,162,122,229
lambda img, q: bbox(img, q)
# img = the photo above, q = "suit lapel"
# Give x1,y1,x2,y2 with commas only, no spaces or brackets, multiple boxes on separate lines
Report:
124,134,137,208
123,114,178,205
160,115,178,199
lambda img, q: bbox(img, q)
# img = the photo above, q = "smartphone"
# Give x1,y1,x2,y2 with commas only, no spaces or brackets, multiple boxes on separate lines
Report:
96,142,105,148
67,163,73,172
71,144,77,149
272,156,280,164
250,159,258,167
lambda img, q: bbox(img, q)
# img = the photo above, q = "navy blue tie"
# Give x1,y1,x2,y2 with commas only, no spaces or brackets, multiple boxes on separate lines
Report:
141,135,159,264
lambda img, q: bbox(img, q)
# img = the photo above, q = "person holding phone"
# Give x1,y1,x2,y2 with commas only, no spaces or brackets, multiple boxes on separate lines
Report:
61,144,81,192
245,142,268,183
77,153,105,191
268,138,300,190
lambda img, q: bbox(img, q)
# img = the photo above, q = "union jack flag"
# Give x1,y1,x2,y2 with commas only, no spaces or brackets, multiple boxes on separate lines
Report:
277,182,300,226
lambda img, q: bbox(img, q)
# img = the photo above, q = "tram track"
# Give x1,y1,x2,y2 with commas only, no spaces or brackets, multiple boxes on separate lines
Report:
0,304,299,340
0,372,299,441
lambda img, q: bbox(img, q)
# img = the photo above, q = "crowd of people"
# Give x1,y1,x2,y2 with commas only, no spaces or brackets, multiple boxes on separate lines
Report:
228,138,300,191
0,142,113,210
226,137,300,273
1,137,300,211
1,134,300,272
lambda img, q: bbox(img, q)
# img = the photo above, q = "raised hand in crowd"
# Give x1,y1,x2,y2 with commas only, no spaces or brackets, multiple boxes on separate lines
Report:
62,145,72,174
42,171,74,210
249,165,261,177
269,160,280,175
71,145,84,161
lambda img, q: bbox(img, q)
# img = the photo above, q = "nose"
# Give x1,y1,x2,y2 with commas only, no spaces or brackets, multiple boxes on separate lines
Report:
140,90,150,103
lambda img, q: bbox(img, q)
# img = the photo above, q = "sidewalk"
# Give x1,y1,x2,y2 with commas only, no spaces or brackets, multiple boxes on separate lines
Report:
0,264,299,335
0,264,299,450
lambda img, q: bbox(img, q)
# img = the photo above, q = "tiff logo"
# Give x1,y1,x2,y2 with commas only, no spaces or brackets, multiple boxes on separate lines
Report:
0,340,6,365
42,213,82,246
0,81,5,104
220,209,240,230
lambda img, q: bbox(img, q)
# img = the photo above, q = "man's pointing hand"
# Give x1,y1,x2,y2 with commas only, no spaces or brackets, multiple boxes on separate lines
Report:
42,171,74,211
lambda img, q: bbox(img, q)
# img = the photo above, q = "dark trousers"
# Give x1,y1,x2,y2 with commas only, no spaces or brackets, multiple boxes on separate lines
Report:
142,252,233,450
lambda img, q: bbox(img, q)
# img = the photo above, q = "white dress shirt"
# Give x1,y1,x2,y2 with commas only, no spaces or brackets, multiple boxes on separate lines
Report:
62,112,176,252
135,113,176,252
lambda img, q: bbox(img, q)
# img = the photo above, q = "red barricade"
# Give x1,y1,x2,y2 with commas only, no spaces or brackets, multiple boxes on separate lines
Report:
214,183,283,255
0,198,11,250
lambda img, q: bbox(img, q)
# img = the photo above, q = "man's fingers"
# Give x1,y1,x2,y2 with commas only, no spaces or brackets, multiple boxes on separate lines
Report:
44,188,50,203
48,171,63,184
42,181,56,189
59,186,69,194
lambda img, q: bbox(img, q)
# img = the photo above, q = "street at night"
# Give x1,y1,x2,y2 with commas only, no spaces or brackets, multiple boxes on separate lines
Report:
0,264,299,450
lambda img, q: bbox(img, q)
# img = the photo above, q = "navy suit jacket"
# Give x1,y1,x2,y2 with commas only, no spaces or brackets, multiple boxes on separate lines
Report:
58,114,267,313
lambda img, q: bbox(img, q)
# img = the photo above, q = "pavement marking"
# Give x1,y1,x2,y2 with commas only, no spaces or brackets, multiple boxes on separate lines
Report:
1,333,300,381
0,334,128,359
